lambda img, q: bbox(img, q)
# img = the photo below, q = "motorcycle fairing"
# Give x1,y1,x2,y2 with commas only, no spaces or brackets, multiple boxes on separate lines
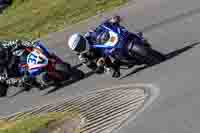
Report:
26,48,48,71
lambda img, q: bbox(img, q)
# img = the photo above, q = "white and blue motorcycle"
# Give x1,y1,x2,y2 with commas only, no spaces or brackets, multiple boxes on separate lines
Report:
0,40,84,97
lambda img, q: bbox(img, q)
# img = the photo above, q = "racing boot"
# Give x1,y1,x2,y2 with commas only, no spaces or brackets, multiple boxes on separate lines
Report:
95,66,104,74
112,70,121,78
111,60,121,78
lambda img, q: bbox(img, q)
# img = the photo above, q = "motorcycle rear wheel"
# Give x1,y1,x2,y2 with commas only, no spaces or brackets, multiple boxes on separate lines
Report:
55,63,71,73
55,63,72,80
130,44,166,65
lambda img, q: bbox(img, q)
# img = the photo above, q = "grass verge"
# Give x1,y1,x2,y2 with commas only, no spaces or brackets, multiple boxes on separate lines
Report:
0,0,128,39
0,110,81,133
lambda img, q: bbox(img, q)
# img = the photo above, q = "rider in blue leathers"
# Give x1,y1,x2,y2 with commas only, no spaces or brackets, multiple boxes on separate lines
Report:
68,16,145,78
68,16,124,78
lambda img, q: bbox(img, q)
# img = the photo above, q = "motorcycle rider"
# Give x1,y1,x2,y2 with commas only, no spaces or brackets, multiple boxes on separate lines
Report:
0,40,37,86
0,39,56,88
68,15,124,78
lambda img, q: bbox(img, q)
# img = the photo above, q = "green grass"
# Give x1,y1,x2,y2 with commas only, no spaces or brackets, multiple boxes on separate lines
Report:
0,111,80,133
0,0,128,40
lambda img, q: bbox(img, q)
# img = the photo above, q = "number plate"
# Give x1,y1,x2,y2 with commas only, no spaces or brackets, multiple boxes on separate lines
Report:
27,49,48,69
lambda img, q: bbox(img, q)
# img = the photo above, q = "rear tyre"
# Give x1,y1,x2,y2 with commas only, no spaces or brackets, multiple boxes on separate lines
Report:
55,63,72,80
86,61,97,71
130,44,165,65
149,49,166,62
144,48,166,65
55,63,71,73
143,40,151,48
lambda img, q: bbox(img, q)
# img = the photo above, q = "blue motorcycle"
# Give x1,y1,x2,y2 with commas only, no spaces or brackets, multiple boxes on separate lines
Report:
90,23,166,69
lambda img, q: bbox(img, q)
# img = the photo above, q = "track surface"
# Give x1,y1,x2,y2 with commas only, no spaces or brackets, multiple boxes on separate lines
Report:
1,85,151,133
1,0,200,132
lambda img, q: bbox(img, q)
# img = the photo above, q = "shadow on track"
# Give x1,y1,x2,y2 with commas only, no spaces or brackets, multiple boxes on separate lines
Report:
7,88,25,98
43,70,95,95
7,41,200,96
7,63,95,97
119,41,200,80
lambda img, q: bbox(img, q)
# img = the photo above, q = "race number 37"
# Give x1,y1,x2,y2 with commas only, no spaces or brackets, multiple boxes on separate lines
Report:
27,53,38,64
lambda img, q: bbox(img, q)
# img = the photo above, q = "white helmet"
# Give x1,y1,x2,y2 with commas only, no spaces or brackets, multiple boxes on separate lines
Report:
68,33,89,52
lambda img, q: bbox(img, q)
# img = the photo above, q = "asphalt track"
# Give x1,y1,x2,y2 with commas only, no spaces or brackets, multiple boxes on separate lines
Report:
1,0,200,132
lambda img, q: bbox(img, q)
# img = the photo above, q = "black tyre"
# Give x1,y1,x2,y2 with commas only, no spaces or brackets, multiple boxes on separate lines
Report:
143,40,151,48
149,49,166,62
56,63,85,81
86,61,97,71
142,48,165,65
0,83,8,97
55,63,73,80
130,44,165,65
55,63,71,73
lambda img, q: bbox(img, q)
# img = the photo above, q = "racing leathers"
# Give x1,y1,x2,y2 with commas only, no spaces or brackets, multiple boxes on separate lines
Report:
0,40,35,86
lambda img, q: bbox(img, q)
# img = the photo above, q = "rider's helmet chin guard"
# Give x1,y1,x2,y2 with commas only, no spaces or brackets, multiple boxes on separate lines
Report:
68,33,89,53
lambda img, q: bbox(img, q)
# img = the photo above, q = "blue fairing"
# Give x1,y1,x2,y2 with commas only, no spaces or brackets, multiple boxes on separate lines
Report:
91,22,145,58
19,40,51,77
34,40,51,57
